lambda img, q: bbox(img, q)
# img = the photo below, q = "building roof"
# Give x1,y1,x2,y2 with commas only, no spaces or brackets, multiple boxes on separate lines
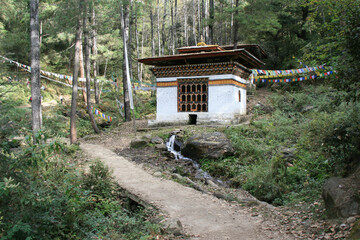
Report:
138,46,265,69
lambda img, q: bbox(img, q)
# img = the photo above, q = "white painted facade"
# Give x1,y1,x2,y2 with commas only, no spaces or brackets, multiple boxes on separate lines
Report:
149,74,248,126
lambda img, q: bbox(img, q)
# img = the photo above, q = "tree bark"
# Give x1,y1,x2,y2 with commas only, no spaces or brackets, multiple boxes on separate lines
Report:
91,1,99,104
79,42,87,103
140,16,145,82
135,2,140,82
157,0,161,56
83,0,100,133
70,9,83,144
161,0,167,55
128,0,133,80
193,0,198,44
184,1,188,46
230,0,234,45
172,0,177,53
30,0,41,142
150,7,155,56
170,0,174,54
219,1,223,45
197,0,201,41
209,0,214,44
122,1,131,121
233,0,239,48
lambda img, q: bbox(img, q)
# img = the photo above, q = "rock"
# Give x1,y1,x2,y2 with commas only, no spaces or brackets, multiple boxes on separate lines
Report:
162,218,184,236
347,216,357,224
182,132,234,160
206,179,219,188
130,138,148,148
349,219,360,240
151,136,164,144
153,171,162,177
322,167,360,218
155,143,167,151
172,173,184,180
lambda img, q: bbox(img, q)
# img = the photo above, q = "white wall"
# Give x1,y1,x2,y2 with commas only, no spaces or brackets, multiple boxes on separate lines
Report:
154,74,247,124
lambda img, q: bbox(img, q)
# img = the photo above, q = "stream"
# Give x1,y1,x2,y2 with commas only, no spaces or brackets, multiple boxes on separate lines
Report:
166,135,224,185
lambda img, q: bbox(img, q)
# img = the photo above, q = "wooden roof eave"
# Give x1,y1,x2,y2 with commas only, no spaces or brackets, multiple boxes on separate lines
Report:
138,49,264,68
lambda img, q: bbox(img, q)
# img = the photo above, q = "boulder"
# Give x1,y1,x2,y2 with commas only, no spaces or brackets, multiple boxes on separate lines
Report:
162,218,184,236
182,132,234,160
322,167,360,218
130,138,148,148
155,143,167,151
151,136,164,144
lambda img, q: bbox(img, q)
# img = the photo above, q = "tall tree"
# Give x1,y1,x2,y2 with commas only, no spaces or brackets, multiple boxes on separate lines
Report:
122,1,132,121
184,0,188,46
233,0,239,48
208,0,214,44
83,0,100,133
150,5,155,56
30,0,41,142
161,0,167,55
79,42,87,102
156,0,161,55
70,9,83,144
91,1,100,104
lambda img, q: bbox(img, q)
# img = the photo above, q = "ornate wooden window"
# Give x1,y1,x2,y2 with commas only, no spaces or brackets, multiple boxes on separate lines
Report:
178,78,208,112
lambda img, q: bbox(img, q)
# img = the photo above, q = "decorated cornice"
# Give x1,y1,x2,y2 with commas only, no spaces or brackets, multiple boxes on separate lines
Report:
150,62,251,79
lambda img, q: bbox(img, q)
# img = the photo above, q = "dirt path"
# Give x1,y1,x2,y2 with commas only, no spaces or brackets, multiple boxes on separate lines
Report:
80,142,290,240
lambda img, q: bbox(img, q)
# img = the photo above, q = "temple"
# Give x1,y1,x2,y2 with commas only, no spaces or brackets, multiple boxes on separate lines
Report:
138,43,266,125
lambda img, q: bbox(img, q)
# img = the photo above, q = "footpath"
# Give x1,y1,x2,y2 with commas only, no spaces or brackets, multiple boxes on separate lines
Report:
80,142,290,240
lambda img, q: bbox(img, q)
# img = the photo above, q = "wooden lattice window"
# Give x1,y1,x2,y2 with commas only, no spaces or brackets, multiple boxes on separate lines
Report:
178,78,208,112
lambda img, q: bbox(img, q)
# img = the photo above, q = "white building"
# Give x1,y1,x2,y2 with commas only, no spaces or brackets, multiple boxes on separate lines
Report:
138,44,265,125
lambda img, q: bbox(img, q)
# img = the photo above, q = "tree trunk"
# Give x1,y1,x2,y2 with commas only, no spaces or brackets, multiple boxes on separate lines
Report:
157,0,161,56
172,0,177,53
197,0,201,41
30,0,41,142
140,16,145,82
91,1,99,104
150,7,155,56
79,42,87,103
233,0,239,48
184,1,188,46
103,58,108,77
219,2,223,45
128,0,133,80
122,2,131,121
161,0,167,55
208,0,214,44
135,3,140,82
170,0,174,54
193,1,197,44
70,10,83,144
39,20,42,48
83,0,100,133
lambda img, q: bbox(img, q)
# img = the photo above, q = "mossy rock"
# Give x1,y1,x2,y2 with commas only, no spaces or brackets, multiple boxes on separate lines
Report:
130,138,148,148
349,219,360,240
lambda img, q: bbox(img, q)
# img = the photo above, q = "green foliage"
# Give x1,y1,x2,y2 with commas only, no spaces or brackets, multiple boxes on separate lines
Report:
82,160,116,199
201,85,360,206
0,135,161,239
303,0,360,100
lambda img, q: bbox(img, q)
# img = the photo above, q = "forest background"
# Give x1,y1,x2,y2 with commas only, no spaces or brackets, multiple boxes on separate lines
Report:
0,0,360,239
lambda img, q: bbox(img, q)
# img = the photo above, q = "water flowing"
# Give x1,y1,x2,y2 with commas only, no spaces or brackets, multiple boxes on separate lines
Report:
166,135,214,180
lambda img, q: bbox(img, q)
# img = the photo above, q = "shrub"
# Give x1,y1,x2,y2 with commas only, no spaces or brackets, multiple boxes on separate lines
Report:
0,134,162,239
